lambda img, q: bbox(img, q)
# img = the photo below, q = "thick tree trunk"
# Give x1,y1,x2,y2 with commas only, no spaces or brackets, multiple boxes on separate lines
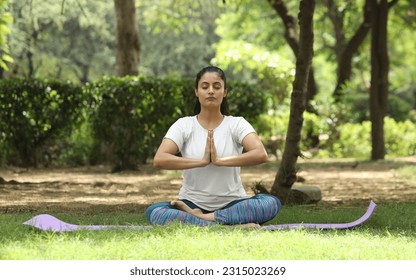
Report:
114,0,140,76
267,0,317,113
369,0,389,160
270,0,315,203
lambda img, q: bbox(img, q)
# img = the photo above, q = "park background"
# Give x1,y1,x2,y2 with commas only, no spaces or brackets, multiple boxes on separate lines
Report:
0,0,416,261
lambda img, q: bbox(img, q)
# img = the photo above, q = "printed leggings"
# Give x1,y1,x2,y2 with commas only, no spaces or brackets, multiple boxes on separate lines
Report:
145,194,281,226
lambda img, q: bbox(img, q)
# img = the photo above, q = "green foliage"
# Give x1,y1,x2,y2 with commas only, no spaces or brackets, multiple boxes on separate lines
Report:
0,78,87,166
137,0,220,35
256,107,415,159
213,40,294,105
256,108,331,157
1,0,414,166
0,76,265,168
137,1,221,77
57,119,95,166
215,0,292,54
384,118,416,157
226,80,267,124
334,121,372,159
316,117,416,159
89,76,192,170
6,0,115,81
0,0,13,71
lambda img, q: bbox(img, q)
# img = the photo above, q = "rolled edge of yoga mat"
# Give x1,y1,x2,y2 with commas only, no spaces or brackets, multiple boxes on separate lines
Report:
261,200,377,231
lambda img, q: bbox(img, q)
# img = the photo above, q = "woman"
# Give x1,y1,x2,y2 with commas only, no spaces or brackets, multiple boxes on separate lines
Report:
146,66,281,227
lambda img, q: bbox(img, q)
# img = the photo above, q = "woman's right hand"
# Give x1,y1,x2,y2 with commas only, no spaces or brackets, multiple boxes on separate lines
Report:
202,130,213,166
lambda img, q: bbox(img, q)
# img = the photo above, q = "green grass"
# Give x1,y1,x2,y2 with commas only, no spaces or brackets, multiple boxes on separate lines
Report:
1,202,415,260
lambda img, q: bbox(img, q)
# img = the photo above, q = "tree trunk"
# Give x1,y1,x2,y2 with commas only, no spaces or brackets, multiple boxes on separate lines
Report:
270,0,315,203
267,0,317,113
331,0,396,100
26,33,35,77
369,0,390,160
331,0,372,100
114,0,140,76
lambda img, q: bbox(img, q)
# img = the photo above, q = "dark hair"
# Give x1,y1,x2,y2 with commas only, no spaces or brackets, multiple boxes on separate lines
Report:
194,66,230,115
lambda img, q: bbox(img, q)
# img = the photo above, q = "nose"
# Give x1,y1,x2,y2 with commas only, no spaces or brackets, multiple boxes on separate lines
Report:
208,85,214,94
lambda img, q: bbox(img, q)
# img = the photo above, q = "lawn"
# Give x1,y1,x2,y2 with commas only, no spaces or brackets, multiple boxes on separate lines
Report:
1,202,415,260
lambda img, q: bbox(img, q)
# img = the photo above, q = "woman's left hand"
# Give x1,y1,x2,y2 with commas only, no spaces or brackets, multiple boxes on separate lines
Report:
208,130,221,165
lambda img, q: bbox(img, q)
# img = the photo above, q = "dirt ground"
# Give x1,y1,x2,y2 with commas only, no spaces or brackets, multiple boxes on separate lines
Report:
1,157,415,214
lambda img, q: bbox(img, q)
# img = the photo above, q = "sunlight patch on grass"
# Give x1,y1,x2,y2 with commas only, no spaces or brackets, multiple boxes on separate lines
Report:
395,166,416,186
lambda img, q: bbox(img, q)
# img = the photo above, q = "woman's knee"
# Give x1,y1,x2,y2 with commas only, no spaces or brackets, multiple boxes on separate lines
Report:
254,194,281,209
145,201,172,223
252,193,282,221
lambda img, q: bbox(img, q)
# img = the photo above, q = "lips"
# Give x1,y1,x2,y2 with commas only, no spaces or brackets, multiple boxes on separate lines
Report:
206,97,216,101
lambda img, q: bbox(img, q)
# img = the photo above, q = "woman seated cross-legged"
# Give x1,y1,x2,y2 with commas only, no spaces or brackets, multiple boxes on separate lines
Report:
146,66,281,228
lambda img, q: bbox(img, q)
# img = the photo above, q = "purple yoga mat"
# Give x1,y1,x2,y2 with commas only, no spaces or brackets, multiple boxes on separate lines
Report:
23,200,376,232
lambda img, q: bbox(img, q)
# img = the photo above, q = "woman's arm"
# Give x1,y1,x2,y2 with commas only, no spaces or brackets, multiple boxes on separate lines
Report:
153,138,210,170
210,131,268,167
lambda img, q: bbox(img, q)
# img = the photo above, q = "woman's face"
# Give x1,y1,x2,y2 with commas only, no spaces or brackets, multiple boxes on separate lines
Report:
195,72,227,110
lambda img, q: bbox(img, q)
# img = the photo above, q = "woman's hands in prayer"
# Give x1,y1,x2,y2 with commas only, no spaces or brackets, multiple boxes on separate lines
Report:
202,129,268,168
202,130,221,166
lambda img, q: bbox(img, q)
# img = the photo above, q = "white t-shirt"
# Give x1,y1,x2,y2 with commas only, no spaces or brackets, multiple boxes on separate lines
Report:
164,115,256,211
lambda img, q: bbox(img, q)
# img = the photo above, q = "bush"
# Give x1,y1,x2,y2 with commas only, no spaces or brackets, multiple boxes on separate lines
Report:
316,117,416,158
57,119,95,166
0,78,87,166
0,76,266,168
88,76,187,170
384,118,416,156
336,121,372,158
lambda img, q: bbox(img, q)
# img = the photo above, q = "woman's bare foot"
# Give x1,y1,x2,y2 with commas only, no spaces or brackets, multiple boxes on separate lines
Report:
170,201,261,227
170,200,215,221
171,200,202,215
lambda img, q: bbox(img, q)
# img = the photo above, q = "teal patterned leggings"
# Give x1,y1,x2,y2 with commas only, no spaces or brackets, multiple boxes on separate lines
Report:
146,194,281,226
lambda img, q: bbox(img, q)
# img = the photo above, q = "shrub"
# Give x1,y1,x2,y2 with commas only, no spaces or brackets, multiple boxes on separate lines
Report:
57,119,95,166
384,118,416,156
0,76,266,168
315,117,416,158
0,78,87,166
88,76,187,170
337,121,372,158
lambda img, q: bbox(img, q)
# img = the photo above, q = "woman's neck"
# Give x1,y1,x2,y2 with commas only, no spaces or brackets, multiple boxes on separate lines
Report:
197,109,224,130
